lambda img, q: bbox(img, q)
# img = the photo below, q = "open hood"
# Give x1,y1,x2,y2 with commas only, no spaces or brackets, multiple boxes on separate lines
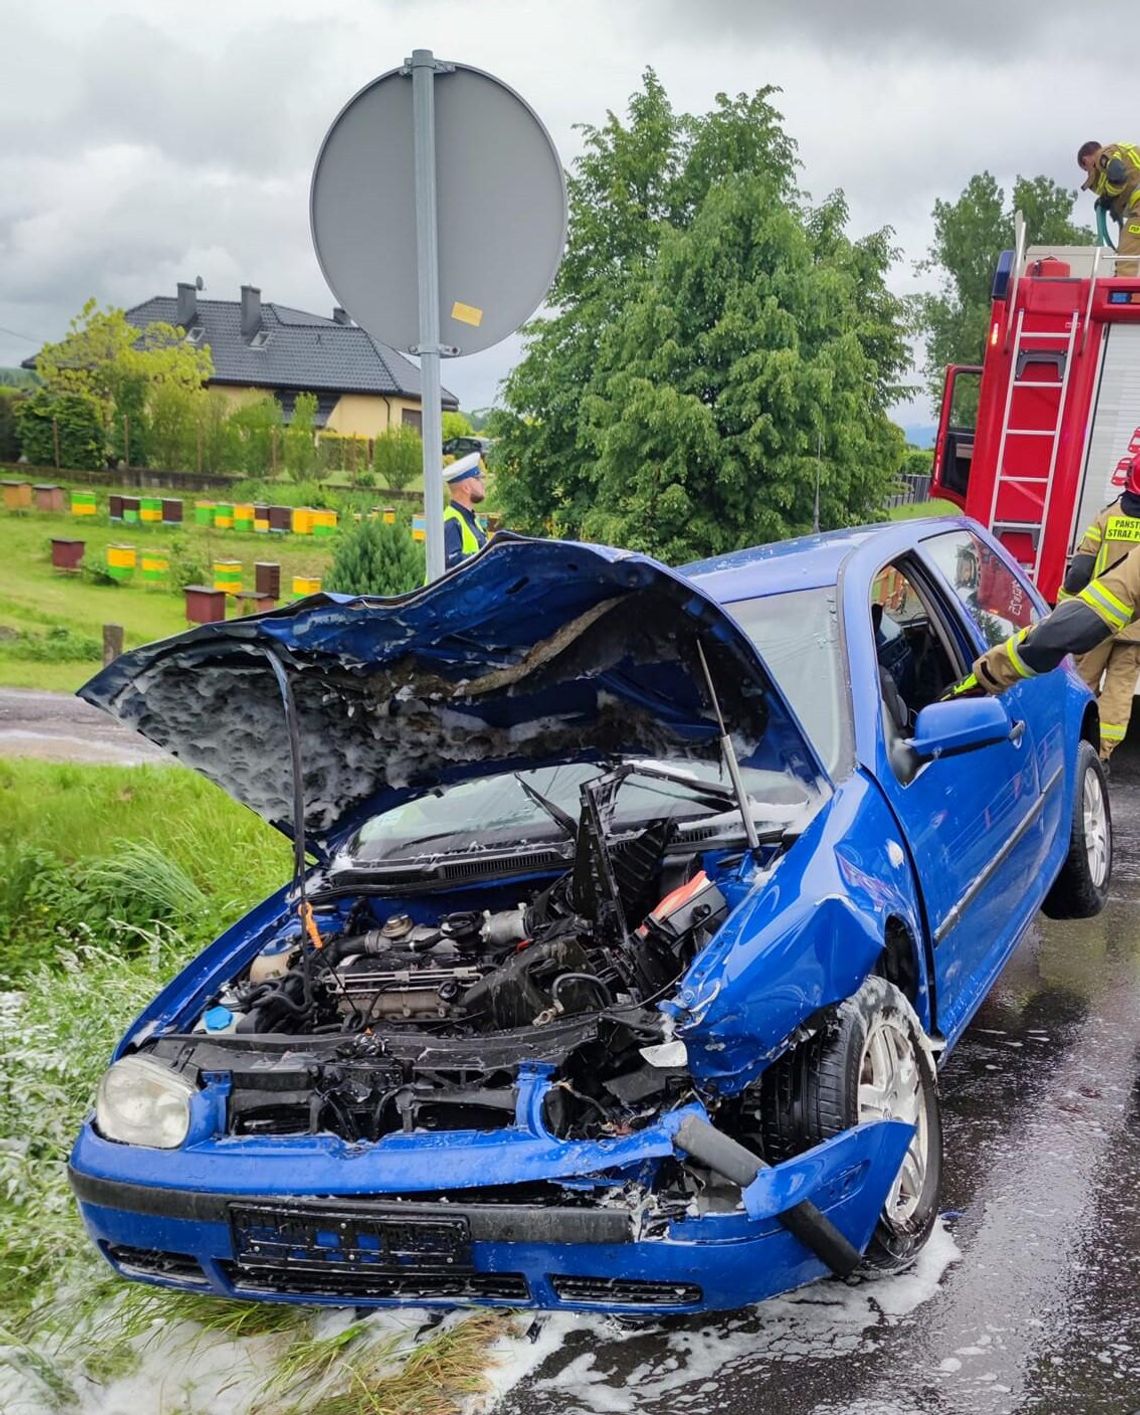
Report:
78,537,825,855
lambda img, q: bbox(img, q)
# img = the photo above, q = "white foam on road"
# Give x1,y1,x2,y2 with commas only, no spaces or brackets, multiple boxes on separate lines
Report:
471,1220,961,1414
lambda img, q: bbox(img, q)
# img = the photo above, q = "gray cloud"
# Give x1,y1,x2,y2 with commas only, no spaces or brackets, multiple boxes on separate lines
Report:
644,0,1118,57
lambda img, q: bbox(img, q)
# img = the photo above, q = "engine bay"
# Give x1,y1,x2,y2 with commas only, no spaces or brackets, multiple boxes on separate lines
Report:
152,762,782,1146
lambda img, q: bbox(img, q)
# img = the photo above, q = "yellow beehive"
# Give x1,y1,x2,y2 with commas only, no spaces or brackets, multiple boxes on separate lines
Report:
292,574,322,598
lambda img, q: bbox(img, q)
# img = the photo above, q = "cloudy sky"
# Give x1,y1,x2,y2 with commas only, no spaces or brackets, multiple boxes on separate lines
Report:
1,1,1132,427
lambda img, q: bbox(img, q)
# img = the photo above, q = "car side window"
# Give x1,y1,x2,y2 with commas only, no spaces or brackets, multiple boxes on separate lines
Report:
921,529,1040,649
871,563,961,739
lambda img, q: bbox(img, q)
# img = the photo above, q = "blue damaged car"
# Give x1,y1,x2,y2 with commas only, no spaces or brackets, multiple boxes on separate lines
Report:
69,518,1111,1316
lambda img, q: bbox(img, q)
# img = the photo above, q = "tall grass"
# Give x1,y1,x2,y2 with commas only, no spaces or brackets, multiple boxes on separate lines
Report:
0,762,512,1413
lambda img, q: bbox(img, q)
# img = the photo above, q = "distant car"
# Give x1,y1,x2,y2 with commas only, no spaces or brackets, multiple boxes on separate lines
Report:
442,435,490,460
70,519,1109,1316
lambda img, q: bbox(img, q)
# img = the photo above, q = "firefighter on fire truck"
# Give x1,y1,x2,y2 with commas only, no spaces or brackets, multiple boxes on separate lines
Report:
1054,452,1140,760
1078,140,1140,273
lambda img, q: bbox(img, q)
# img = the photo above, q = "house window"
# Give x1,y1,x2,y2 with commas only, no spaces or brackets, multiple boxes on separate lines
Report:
185,326,205,345
249,331,272,350
401,408,422,433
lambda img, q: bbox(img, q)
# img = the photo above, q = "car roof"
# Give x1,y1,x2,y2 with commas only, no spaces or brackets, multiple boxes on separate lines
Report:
682,516,970,603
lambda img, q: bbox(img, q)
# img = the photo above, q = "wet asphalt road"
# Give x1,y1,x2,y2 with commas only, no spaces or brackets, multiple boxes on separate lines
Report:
506,750,1140,1415
0,686,167,765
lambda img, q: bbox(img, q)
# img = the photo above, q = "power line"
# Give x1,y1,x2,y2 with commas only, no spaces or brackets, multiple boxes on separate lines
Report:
0,323,37,344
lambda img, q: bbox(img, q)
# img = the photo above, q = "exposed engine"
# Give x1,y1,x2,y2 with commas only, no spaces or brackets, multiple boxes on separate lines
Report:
206,866,727,1040
179,763,749,1145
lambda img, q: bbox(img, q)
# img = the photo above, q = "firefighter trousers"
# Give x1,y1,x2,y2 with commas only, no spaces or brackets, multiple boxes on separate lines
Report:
1074,637,1140,757
1118,214,1140,276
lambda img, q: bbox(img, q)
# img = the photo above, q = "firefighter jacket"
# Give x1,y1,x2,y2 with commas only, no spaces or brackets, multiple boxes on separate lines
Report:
1058,496,1140,642
969,544,1140,694
1083,142,1140,222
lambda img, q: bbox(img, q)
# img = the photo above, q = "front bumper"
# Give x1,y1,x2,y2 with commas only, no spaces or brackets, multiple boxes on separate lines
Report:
71,1081,912,1315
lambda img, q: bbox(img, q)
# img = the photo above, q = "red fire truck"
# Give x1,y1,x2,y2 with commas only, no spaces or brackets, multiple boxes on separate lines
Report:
931,217,1140,606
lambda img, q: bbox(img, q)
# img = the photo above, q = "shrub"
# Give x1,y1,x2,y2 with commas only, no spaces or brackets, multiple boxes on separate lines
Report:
0,386,25,460
14,390,105,469
284,392,319,480
228,394,284,477
0,626,102,663
323,517,425,596
373,425,422,492
166,533,208,590
442,409,473,440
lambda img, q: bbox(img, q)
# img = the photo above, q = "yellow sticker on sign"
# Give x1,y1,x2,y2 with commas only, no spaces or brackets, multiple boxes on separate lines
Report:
1106,516,1140,543
451,301,484,327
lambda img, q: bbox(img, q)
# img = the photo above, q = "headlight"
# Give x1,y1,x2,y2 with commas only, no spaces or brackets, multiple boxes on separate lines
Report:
95,1055,195,1149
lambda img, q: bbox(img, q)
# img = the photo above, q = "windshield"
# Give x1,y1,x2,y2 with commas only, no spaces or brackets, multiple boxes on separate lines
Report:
727,587,848,777
342,757,814,864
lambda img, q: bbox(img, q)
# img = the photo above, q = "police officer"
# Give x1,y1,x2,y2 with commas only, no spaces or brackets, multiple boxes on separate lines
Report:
1078,140,1140,274
1057,453,1140,760
442,450,488,570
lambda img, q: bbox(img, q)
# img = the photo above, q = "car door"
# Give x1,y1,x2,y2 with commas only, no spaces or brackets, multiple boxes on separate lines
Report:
858,551,1043,1046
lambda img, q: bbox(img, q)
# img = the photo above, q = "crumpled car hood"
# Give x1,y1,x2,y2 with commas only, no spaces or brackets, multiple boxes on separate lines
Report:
78,536,825,855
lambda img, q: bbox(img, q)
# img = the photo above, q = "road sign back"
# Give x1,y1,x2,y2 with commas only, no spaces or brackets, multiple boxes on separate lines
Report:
310,62,566,356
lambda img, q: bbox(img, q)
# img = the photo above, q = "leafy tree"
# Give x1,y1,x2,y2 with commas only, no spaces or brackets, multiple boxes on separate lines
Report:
14,390,104,469
917,173,1091,399
197,390,236,474
442,410,473,440
323,517,425,596
490,72,908,558
373,426,422,492
228,394,284,477
0,389,23,460
148,383,202,470
34,299,213,469
284,392,319,480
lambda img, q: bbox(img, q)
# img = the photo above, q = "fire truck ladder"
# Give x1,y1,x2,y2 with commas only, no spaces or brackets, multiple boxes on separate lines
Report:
987,304,1080,582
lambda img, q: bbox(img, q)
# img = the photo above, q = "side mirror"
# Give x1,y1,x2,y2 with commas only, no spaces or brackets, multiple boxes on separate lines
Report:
907,697,1013,763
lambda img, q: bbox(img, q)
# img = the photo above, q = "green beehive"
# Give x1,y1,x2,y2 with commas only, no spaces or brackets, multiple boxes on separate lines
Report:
213,503,234,530
140,496,162,524
194,501,215,526
213,559,242,594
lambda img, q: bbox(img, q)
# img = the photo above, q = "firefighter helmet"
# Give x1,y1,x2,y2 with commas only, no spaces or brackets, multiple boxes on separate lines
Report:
1128,452,1140,497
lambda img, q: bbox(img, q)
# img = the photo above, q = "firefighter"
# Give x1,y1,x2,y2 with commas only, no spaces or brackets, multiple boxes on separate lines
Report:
946,544,1140,765
1056,453,1140,760
1078,140,1140,274
442,450,488,570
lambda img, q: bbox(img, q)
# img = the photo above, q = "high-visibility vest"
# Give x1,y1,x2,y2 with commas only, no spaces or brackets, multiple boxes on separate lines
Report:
1065,499,1140,640
445,503,483,558
423,504,485,584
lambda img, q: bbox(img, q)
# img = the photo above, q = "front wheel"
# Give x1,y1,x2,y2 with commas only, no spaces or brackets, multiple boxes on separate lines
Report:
760,977,942,1271
1042,740,1111,920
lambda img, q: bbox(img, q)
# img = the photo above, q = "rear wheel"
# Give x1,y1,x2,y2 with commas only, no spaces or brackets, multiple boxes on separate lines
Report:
760,977,942,1271
1042,741,1111,919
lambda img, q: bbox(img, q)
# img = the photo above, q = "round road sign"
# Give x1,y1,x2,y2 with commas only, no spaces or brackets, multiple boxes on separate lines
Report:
310,62,566,355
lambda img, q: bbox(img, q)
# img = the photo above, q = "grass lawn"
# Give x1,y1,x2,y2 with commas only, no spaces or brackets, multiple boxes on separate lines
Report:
888,498,957,521
0,500,345,691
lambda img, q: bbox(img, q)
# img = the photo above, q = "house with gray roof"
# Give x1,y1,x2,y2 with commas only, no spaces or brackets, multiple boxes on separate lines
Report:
127,282,459,437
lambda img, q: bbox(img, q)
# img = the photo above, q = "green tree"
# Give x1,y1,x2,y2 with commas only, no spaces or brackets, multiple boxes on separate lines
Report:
148,383,202,469
917,172,1092,399
323,517,425,596
34,298,213,468
284,392,319,480
197,390,236,473
0,388,23,460
14,390,104,469
373,426,422,492
228,394,284,477
490,73,908,557
442,410,473,440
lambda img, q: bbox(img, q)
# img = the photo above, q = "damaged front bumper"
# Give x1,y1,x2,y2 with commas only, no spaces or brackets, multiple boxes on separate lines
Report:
69,1067,913,1316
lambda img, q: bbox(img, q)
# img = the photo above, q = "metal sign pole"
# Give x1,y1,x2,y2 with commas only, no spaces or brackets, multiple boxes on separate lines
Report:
409,49,446,582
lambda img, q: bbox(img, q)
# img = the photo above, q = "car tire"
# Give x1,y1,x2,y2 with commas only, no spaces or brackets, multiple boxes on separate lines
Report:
759,977,942,1272
1041,741,1111,920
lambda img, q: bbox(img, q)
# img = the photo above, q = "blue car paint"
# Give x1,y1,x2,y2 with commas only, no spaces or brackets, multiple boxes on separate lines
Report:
671,773,930,1089
70,519,1095,1315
